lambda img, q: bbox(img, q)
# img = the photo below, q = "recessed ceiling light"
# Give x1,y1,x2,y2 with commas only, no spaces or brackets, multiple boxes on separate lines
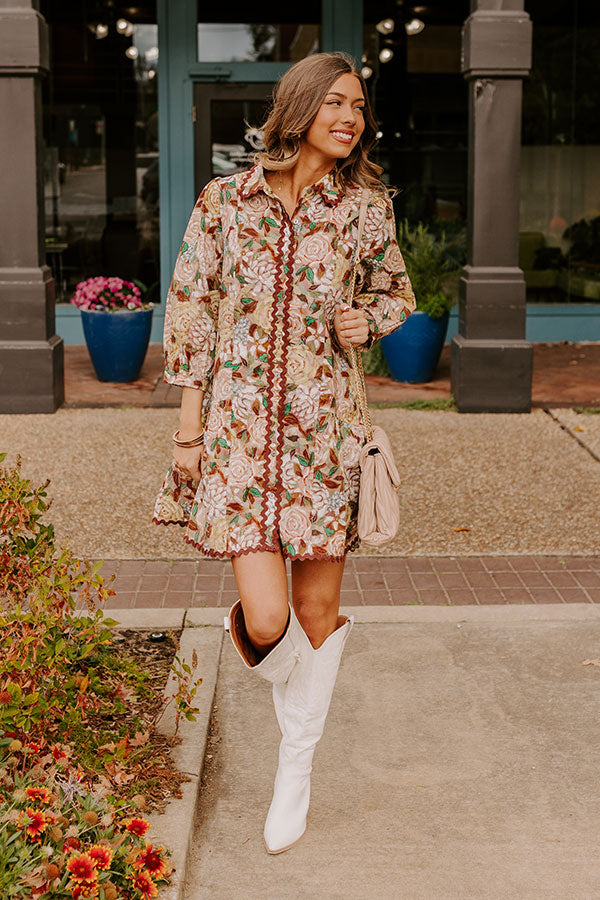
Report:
125,45,139,59
405,18,425,35
361,65,373,79
376,18,395,35
379,48,394,63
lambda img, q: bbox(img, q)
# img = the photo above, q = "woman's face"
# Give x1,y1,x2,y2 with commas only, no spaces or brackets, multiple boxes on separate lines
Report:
303,73,366,162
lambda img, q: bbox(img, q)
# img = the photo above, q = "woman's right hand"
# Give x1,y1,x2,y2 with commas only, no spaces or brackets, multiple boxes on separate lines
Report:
172,442,202,484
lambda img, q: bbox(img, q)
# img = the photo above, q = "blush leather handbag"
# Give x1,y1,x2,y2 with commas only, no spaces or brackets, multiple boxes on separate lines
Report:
346,190,401,546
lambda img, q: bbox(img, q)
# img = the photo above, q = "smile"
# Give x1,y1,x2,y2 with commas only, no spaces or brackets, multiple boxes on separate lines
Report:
330,131,354,144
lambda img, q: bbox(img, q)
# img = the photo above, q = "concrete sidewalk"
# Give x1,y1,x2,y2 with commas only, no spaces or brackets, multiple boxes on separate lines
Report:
184,605,600,900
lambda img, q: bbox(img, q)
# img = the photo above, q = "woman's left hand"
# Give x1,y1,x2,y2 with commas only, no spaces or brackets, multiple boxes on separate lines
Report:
333,304,369,349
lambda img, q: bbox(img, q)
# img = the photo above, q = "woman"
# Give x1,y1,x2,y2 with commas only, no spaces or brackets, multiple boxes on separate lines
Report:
153,51,415,854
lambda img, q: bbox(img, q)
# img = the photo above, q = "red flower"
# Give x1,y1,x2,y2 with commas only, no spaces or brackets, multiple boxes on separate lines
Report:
88,843,113,871
52,745,67,761
134,843,169,879
25,786,51,804
26,741,41,753
122,816,151,837
17,807,49,841
66,852,98,883
129,871,158,898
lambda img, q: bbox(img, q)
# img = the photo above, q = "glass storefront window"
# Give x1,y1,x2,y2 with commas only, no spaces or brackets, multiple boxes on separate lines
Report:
520,0,600,303
363,2,469,286
197,4,321,63
41,3,159,304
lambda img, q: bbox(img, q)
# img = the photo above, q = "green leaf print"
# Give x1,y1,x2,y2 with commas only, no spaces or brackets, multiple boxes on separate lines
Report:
218,437,229,448
249,487,261,497
236,274,248,284
315,470,323,482
183,285,190,297
324,527,335,536
297,456,310,467
305,316,315,325
284,402,291,415
241,297,254,304
264,217,277,227
262,395,269,408
181,241,189,252
306,267,314,283
328,466,338,476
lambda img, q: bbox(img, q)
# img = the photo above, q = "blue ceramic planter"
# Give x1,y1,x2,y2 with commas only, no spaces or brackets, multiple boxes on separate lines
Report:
381,310,450,383
81,308,153,382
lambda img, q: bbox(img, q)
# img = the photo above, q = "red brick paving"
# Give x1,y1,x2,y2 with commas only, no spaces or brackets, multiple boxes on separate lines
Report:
63,342,600,408
95,556,600,609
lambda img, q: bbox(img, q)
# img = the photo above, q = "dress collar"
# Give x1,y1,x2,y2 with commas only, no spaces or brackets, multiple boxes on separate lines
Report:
239,161,344,207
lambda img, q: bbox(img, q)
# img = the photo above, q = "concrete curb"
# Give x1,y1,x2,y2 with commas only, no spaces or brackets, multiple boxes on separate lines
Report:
187,602,600,628
139,613,224,900
100,608,187,629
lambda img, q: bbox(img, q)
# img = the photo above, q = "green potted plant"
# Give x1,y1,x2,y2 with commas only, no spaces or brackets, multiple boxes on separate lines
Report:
70,277,153,382
381,220,462,383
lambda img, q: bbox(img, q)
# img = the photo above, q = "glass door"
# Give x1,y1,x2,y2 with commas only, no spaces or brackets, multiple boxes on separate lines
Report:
193,82,274,193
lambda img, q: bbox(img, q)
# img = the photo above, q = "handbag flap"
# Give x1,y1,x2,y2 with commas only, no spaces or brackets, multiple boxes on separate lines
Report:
358,424,401,488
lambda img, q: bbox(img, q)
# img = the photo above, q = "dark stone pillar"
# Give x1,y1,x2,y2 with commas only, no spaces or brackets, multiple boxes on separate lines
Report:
451,0,533,412
0,0,64,413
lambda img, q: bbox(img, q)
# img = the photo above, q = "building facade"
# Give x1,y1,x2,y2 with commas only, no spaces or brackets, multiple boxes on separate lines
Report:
1,0,598,412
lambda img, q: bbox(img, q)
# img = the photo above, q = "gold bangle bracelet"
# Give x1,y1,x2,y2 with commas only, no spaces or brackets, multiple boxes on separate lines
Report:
172,429,204,447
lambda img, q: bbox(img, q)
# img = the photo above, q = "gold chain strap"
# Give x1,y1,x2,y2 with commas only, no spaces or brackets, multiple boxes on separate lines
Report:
346,191,374,443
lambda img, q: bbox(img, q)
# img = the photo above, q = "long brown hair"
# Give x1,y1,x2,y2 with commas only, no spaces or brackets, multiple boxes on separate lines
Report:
257,52,384,190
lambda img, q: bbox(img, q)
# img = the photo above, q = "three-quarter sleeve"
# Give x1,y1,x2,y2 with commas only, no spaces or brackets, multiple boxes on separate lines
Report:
163,179,223,390
353,192,416,349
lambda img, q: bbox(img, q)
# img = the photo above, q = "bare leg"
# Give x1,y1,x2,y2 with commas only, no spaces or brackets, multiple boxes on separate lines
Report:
291,557,347,649
231,551,289,653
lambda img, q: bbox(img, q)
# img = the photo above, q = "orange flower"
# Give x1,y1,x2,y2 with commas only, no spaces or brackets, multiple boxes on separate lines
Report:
66,852,98,884
17,807,49,841
88,843,113,871
134,843,169,878
25,786,51,804
122,816,151,837
70,883,99,900
129,870,158,898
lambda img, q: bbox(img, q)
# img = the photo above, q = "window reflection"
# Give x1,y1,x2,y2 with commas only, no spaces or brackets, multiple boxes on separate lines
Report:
520,0,600,303
197,4,321,63
42,6,160,304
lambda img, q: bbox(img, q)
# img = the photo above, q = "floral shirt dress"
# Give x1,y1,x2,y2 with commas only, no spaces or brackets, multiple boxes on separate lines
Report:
153,162,415,560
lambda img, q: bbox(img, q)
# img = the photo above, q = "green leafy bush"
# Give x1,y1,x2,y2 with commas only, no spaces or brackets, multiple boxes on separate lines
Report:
398,220,462,319
0,452,203,897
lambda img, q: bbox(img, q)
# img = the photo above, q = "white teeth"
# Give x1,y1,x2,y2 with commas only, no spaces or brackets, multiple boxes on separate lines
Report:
331,131,353,141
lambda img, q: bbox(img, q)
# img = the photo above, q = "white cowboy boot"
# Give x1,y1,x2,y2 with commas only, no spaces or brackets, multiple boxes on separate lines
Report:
224,598,302,684
263,613,354,855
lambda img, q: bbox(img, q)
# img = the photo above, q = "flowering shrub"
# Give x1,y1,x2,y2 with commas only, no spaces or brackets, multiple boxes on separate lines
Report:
0,453,203,897
0,761,173,898
69,278,152,313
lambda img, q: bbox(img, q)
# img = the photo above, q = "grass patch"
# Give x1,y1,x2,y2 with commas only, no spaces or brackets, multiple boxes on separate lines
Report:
573,406,600,415
371,397,457,411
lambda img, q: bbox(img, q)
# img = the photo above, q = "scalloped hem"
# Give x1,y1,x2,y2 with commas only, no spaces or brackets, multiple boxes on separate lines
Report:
152,516,358,563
